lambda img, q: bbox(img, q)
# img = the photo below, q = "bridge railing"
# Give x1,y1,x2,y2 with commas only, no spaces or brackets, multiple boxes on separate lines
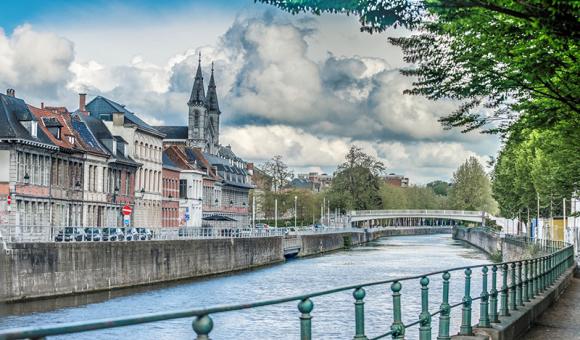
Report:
350,209,486,217
0,232,574,340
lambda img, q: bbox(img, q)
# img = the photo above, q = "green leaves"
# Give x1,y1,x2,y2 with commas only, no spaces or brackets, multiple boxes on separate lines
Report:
448,157,498,214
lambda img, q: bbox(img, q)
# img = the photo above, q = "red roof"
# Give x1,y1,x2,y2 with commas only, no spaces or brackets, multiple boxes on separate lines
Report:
28,105,84,152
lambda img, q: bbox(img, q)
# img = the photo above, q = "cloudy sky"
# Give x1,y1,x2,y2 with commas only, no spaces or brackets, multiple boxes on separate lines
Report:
0,0,499,184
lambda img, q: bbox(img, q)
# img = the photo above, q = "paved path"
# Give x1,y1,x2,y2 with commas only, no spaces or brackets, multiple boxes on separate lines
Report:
523,276,580,339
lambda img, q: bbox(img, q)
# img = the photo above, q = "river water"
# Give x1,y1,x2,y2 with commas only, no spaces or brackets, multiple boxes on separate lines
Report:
0,234,491,339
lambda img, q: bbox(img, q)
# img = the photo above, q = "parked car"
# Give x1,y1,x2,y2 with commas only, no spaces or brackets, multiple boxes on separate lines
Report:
55,227,85,242
84,228,102,241
124,228,140,241
102,228,125,241
136,228,152,240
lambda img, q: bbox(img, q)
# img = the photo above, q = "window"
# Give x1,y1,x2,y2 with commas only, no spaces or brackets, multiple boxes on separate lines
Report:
125,171,130,195
179,179,187,199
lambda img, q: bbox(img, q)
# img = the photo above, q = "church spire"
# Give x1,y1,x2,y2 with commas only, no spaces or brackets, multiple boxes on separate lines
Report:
206,61,220,113
188,52,205,106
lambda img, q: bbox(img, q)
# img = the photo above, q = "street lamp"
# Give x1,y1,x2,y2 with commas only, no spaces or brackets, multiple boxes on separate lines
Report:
294,195,297,228
23,172,30,185
112,186,119,203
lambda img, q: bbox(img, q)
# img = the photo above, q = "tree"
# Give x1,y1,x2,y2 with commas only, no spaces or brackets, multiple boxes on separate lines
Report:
427,180,451,196
492,122,580,220
328,145,385,210
448,157,497,213
261,155,294,193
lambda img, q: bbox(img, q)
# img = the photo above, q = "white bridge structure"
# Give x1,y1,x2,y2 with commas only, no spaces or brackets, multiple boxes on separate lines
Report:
348,209,490,227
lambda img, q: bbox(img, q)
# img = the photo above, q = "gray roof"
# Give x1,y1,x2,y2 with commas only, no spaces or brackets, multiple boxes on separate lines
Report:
75,112,139,167
86,96,164,137
0,93,55,147
42,117,62,128
153,126,188,139
162,151,181,171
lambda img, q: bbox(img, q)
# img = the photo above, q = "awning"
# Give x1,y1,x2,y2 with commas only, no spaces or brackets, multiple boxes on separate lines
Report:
202,215,238,221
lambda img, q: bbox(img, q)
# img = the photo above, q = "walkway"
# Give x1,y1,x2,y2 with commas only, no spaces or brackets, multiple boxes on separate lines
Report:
523,276,580,339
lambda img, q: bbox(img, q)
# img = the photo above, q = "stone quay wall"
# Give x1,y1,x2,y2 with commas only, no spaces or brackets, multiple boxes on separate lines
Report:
0,238,284,303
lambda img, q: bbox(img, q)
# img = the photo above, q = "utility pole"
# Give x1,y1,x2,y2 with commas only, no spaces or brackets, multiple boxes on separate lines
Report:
563,198,567,243
252,195,256,228
294,195,297,228
536,192,540,239
275,198,278,228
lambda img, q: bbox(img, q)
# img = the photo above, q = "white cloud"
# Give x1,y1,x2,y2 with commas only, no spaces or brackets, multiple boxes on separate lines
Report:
0,25,74,99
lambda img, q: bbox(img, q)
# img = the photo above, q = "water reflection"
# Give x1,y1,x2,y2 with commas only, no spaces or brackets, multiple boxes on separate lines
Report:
0,234,491,339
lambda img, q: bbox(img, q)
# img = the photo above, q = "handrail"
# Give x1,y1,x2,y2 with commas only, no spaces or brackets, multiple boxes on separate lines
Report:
0,230,575,340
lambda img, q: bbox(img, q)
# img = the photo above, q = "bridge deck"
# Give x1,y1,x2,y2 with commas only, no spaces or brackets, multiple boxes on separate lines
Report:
523,276,580,339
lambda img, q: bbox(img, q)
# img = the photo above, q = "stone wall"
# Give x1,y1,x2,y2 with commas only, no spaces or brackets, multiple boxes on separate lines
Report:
0,237,284,302
453,227,502,256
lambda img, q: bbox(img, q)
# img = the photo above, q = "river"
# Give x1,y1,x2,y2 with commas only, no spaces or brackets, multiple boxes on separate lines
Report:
0,234,491,339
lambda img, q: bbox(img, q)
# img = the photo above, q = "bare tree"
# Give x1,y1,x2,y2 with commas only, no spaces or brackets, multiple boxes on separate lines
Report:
261,155,294,193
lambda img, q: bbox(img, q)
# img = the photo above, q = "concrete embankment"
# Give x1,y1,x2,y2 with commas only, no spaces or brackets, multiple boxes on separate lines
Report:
0,238,283,303
0,227,451,303
452,227,575,340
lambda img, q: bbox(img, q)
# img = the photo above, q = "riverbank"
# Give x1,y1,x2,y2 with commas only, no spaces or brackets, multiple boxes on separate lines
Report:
1,226,451,302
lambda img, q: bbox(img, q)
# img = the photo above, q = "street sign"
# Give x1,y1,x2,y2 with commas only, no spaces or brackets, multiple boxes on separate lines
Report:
122,205,132,216
7,195,11,205
123,215,130,226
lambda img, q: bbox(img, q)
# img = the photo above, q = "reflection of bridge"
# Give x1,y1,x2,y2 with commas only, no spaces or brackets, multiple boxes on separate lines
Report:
348,209,488,226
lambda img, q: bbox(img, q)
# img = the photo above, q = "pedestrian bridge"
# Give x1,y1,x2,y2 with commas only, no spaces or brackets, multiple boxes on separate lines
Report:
348,209,489,225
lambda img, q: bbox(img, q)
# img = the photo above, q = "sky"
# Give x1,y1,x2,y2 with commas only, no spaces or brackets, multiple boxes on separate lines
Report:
0,0,500,184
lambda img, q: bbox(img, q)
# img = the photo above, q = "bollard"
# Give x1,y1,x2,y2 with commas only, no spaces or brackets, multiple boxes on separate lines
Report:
390,281,405,340
192,314,213,340
437,272,451,340
479,266,490,327
489,265,499,323
298,298,314,340
500,263,509,316
353,288,368,340
459,268,473,336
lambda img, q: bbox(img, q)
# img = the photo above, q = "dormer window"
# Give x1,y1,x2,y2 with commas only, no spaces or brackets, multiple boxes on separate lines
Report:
48,127,61,139
30,121,37,138
43,118,62,139
68,135,75,144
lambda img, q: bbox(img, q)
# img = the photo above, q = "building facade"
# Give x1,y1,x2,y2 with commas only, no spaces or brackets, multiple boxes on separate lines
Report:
86,96,163,228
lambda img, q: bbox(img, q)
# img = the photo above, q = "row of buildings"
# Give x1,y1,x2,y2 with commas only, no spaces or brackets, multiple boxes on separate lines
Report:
0,56,253,234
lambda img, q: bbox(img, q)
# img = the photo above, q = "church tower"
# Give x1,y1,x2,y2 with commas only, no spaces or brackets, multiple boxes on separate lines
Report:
187,53,207,149
206,62,221,151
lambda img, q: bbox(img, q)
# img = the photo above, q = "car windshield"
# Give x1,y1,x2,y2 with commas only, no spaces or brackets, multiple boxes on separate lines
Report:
85,228,99,233
64,227,74,233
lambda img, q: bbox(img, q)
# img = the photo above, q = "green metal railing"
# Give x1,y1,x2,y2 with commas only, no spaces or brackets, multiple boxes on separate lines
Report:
0,233,575,340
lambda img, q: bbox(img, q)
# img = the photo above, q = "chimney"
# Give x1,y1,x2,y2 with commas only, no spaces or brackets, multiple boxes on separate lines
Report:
79,93,87,114
41,102,44,109
113,112,124,126
6,89,15,97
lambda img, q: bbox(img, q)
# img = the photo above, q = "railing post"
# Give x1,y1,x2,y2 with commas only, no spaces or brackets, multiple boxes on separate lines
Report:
353,288,368,340
390,281,405,340
517,261,524,307
298,298,314,340
489,265,499,323
437,272,451,340
192,314,213,340
459,268,472,336
523,260,529,302
500,263,509,316
533,258,539,297
510,262,517,311
419,277,431,340
540,256,546,291
479,266,490,327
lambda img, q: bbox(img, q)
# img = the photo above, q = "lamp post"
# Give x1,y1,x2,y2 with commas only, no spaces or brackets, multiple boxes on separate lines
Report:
274,198,278,228
294,195,297,228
